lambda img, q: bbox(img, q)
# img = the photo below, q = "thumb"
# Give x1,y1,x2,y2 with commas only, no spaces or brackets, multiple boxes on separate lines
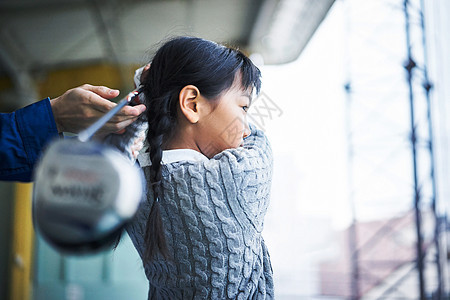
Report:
82,84,120,99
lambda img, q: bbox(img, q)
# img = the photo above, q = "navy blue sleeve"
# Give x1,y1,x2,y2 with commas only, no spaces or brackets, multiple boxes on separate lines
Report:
0,98,59,182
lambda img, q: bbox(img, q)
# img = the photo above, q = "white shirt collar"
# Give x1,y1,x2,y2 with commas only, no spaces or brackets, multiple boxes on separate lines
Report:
137,149,208,167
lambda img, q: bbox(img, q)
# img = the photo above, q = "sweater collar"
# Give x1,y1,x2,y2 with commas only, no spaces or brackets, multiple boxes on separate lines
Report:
137,149,208,167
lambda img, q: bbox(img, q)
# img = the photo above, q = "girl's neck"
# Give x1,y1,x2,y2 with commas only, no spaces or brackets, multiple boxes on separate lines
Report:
163,128,200,153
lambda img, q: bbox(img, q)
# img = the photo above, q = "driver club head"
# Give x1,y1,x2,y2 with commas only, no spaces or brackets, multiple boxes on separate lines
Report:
33,139,143,254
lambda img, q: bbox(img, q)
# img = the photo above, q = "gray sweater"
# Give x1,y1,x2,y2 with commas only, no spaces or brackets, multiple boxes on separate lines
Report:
127,125,274,299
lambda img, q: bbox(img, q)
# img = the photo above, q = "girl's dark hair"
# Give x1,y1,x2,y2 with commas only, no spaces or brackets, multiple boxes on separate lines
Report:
141,36,261,261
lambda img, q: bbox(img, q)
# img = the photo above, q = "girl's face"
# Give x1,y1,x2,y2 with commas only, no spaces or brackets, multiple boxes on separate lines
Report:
196,80,252,158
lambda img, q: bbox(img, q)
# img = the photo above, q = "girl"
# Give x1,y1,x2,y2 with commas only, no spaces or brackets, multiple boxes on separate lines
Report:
127,36,274,299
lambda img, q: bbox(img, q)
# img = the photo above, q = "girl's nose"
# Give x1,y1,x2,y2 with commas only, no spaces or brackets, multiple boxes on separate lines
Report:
243,121,251,139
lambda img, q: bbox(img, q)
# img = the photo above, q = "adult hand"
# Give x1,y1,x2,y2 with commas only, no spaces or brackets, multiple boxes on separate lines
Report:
50,84,146,137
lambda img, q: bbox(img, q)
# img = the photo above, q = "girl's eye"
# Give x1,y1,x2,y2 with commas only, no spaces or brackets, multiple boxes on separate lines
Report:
242,106,249,112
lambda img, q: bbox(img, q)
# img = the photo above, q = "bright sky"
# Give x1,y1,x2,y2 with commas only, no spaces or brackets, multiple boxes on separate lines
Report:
257,1,351,229
255,0,433,231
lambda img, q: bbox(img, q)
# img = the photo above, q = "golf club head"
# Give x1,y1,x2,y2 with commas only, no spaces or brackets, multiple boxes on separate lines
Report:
33,138,143,254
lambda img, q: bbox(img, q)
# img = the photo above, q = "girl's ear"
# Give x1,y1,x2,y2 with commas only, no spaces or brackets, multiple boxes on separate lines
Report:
179,85,201,123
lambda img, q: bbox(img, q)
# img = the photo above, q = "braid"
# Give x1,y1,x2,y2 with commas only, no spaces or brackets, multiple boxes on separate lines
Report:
143,92,176,261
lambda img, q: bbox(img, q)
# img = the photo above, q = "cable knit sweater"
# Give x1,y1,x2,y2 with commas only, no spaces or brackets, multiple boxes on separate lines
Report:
126,125,274,299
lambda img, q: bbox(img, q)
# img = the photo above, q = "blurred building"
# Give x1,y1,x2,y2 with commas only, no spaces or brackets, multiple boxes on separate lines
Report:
319,210,449,299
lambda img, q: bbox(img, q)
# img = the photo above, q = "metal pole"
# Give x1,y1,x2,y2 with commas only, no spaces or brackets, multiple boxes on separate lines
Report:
403,1,426,298
345,82,360,300
420,0,443,300
419,0,443,298
342,2,360,297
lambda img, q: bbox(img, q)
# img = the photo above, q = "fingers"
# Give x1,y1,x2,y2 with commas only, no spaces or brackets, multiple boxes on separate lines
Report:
81,84,120,99
74,85,118,115
96,105,146,126
86,93,146,135
70,84,147,136
104,116,139,134
116,104,146,117
83,86,146,116
84,93,116,114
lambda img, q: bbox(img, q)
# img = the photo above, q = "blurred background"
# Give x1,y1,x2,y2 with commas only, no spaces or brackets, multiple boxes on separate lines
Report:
0,0,449,299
